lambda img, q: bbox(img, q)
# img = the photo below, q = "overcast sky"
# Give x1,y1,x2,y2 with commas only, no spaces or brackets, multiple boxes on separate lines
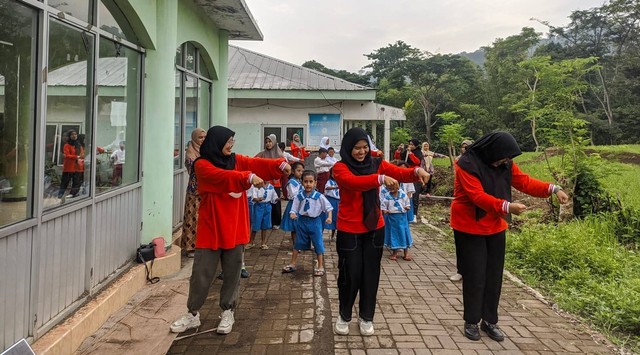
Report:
235,0,606,72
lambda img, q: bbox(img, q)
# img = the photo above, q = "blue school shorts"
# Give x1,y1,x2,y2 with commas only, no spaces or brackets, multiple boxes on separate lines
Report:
294,216,325,254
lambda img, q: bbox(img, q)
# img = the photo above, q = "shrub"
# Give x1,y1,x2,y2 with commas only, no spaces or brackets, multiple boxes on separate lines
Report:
506,216,640,349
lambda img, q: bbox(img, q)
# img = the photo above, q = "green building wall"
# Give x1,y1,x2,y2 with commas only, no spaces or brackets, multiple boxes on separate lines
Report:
127,0,228,242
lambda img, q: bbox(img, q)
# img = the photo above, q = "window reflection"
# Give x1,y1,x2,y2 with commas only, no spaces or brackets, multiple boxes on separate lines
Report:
98,0,138,43
48,0,94,24
0,0,37,227
174,71,182,169
198,79,211,128
44,19,94,209
96,38,141,193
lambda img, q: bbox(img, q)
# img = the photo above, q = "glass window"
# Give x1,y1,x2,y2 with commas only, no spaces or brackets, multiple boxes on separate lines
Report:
175,46,182,67
44,19,94,209
174,71,182,169
185,74,198,137
286,127,305,146
98,0,138,43
185,43,196,72
198,79,211,128
0,0,37,227
263,127,282,145
48,0,94,24
96,38,141,192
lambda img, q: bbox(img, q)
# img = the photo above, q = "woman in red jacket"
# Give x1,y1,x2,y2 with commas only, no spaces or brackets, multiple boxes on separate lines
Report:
58,129,84,199
333,128,430,336
452,132,568,342
290,133,310,161
170,126,290,336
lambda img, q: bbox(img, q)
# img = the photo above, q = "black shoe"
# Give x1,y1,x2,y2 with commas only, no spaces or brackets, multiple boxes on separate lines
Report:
480,321,504,342
464,323,480,341
241,269,250,278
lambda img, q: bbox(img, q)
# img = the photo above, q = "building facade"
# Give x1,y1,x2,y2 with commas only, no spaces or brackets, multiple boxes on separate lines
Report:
0,0,261,350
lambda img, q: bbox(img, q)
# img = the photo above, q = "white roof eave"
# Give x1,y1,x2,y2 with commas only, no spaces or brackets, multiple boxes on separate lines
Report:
193,0,263,40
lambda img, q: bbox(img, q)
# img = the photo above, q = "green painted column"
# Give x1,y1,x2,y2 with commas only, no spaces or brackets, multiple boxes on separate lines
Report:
212,31,228,126
140,0,177,242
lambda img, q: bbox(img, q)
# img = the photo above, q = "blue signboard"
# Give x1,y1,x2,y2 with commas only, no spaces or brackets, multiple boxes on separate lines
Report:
308,114,341,150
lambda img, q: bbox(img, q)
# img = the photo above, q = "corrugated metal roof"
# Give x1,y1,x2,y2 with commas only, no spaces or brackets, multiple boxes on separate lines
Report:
228,45,373,91
47,57,129,86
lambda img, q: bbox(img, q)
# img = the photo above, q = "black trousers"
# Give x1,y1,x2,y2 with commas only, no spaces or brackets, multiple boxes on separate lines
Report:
58,172,81,198
336,227,385,322
412,181,422,219
454,233,462,274
424,175,433,194
271,187,282,226
456,229,506,324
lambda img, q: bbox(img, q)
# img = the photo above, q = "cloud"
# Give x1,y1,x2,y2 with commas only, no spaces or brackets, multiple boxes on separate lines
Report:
239,0,605,72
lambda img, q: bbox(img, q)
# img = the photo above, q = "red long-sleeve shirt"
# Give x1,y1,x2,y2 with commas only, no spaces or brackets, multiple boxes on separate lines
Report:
290,143,310,160
62,144,84,172
333,160,420,233
450,162,553,235
195,155,286,250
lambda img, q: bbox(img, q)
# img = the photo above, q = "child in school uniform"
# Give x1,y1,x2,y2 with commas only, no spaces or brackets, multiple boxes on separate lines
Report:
397,161,417,223
281,162,305,244
249,181,279,249
282,170,333,276
381,184,414,261
324,169,340,240
247,185,256,226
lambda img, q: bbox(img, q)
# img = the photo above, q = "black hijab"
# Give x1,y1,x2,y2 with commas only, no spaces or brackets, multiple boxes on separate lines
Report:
400,138,424,167
337,127,382,231
456,131,522,220
199,126,236,170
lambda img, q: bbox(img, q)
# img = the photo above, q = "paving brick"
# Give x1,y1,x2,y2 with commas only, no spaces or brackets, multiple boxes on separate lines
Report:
163,224,615,355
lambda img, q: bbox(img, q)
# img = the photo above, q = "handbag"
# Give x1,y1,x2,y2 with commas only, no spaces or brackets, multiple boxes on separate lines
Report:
136,243,160,284
152,237,166,258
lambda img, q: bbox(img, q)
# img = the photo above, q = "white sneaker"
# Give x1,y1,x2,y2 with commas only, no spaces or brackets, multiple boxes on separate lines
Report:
358,318,374,336
449,273,463,282
334,316,349,335
170,312,200,333
217,309,235,334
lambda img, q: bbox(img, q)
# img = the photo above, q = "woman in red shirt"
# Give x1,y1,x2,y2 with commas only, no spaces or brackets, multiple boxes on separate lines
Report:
58,129,84,199
290,133,310,161
452,132,568,342
333,128,430,336
170,126,290,336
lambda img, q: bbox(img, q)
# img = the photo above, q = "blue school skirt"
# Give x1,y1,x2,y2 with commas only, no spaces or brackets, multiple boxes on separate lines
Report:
281,200,297,232
384,212,413,250
324,197,339,230
252,202,272,231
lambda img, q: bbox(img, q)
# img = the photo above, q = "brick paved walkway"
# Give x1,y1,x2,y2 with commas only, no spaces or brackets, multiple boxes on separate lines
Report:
167,223,615,355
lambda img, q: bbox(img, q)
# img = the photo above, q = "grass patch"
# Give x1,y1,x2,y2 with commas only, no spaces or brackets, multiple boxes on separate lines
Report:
506,216,640,352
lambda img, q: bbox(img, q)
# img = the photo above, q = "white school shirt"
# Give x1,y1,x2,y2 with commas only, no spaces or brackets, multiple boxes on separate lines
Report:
253,185,279,204
283,151,301,162
379,185,389,203
381,190,411,214
247,186,256,204
290,190,333,218
326,155,338,164
324,179,340,200
286,178,302,201
401,182,416,196
111,149,125,165
314,157,334,173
